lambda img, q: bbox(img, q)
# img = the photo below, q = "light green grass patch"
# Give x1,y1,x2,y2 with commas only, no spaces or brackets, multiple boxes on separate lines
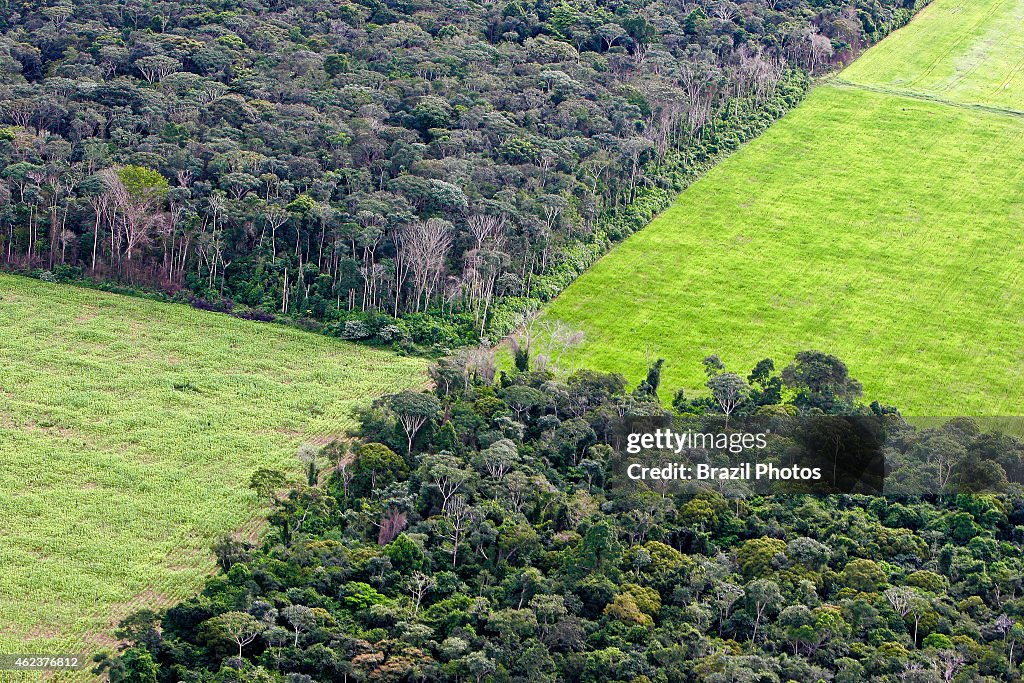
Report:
0,274,426,664
841,0,1024,110
541,85,1024,415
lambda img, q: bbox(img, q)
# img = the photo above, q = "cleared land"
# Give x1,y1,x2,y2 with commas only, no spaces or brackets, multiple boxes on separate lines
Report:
0,274,425,660
541,1,1024,415
841,0,1024,110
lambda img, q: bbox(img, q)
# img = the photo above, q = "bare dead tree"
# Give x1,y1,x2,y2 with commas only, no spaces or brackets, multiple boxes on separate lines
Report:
933,649,964,683
467,213,507,251
262,206,288,264
135,55,181,83
461,344,497,385
101,168,166,267
407,572,435,615
376,508,407,545
711,1,738,22
402,218,453,313
437,495,476,567
87,182,114,272
537,320,585,373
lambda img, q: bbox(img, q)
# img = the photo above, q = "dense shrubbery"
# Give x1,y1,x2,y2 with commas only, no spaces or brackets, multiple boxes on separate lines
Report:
1,0,922,348
102,348,1024,682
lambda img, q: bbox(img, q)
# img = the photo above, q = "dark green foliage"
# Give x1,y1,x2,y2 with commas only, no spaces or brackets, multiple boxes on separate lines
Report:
384,533,427,573
248,468,286,504
783,350,864,412
106,350,1024,682
352,442,408,494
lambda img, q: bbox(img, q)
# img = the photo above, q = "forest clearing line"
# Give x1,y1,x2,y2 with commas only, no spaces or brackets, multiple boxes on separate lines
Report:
900,0,1011,91
830,78,1024,119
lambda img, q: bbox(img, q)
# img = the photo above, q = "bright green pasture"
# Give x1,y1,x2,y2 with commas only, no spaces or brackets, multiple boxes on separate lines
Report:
841,0,1024,110
542,85,1024,415
0,275,425,663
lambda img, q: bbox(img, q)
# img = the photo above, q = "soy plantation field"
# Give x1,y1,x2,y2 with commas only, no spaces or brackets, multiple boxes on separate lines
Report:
840,0,1024,110
0,274,426,667
540,83,1024,415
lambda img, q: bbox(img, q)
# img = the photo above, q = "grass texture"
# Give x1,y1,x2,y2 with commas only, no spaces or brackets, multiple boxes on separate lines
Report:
841,0,1024,111
541,0,1024,415
0,274,425,665
541,83,1024,415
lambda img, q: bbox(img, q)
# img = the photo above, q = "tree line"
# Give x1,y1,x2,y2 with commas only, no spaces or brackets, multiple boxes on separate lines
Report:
1,0,924,348
98,348,1024,682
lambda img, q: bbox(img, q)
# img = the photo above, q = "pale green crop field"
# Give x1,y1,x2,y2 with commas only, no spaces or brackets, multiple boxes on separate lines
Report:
0,274,425,668
841,0,1024,110
541,84,1024,415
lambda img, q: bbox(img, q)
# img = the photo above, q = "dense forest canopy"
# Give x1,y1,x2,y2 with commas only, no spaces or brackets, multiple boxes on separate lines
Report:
100,350,1024,682
1,0,921,348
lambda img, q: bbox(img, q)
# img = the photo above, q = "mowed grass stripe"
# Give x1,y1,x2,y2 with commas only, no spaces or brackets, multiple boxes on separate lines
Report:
541,85,1024,415
0,274,426,659
842,0,1024,109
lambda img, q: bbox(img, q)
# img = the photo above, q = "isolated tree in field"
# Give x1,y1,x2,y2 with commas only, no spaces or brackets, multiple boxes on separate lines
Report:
703,354,726,378
644,358,665,398
202,611,264,661
707,372,749,426
390,391,440,455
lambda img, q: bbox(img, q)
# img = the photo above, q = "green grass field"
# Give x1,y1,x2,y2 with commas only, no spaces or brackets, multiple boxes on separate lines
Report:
0,274,425,664
841,0,1024,110
541,0,1024,415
